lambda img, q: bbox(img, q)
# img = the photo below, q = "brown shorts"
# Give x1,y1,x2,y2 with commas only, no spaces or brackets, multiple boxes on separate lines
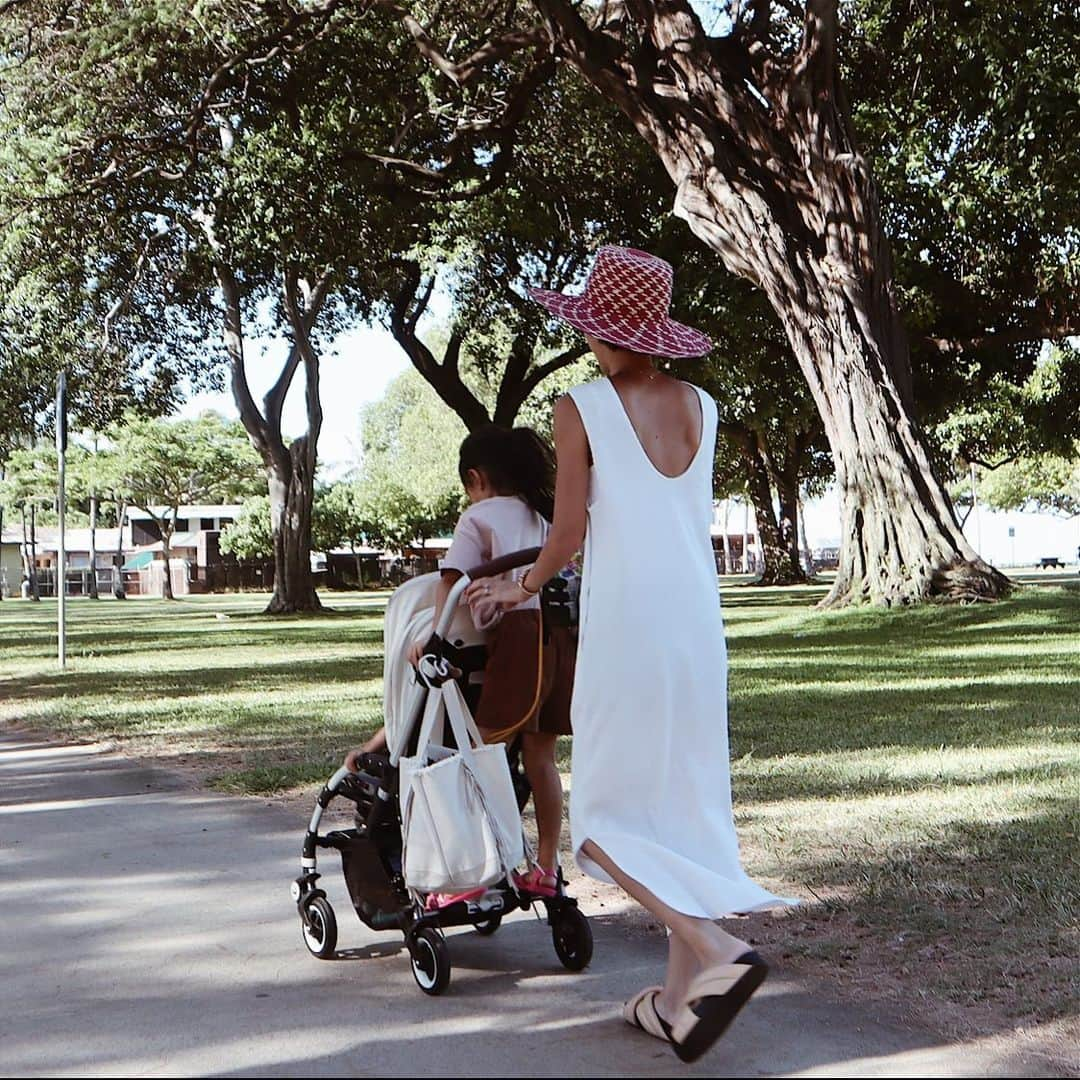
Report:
474,609,575,740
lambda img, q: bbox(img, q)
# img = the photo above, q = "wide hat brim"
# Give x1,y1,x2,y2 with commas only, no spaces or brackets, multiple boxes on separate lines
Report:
528,287,713,360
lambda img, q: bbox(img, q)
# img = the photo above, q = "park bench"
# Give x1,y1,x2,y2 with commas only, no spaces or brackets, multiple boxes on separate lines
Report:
1038,557,1064,569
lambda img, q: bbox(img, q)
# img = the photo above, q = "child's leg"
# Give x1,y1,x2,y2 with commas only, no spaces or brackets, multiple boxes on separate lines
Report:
521,730,562,875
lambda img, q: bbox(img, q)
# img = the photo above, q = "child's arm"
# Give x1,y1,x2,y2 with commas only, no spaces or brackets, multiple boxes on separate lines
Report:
407,569,463,667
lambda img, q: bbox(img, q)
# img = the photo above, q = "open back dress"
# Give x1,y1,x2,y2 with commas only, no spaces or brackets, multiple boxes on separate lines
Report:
566,377,793,918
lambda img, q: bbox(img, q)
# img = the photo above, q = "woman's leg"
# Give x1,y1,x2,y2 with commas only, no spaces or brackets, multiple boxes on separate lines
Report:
521,731,563,874
581,839,751,1019
664,933,702,1017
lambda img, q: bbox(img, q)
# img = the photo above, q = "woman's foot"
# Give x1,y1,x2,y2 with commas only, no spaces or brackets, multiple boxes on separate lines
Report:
669,948,769,1063
624,985,675,1043
693,921,754,968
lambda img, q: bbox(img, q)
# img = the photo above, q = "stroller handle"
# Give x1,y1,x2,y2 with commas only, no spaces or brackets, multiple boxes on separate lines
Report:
465,546,543,582
388,546,545,766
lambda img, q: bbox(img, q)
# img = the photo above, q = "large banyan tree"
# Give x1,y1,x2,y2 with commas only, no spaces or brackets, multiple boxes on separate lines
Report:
350,0,1075,606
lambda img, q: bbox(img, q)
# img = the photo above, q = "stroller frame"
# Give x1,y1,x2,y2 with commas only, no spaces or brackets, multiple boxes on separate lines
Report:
292,547,592,995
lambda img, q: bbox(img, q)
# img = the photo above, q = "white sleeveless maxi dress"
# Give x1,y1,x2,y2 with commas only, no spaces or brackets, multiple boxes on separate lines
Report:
567,378,793,918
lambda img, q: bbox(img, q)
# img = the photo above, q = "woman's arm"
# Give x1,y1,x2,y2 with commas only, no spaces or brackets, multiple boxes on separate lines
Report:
464,395,589,607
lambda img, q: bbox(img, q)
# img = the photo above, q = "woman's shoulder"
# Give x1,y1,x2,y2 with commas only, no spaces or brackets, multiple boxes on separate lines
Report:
558,379,610,423
679,380,716,416
563,378,609,403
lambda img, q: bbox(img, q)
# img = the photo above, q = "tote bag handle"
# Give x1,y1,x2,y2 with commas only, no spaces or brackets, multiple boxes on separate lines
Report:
442,679,524,884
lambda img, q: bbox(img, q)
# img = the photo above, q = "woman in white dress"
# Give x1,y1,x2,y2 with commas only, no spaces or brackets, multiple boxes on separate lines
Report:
467,246,793,1063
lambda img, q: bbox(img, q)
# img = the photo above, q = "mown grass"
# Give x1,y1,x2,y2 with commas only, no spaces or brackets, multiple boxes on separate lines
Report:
1,582,1077,1030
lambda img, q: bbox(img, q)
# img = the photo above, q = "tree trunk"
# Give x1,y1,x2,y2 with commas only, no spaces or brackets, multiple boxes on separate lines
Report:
775,474,808,584
720,498,733,575
88,490,99,599
543,1,1009,606
210,257,329,616
741,501,751,574
740,440,803,586
676,157,1006,604
797,492,813,574
28,502,40,600
114,502,127,599
266,440,321,614
764,277,1004,605
160,519,175,601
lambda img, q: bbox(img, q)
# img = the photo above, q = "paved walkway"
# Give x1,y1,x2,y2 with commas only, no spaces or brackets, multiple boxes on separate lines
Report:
0,730,1062,1077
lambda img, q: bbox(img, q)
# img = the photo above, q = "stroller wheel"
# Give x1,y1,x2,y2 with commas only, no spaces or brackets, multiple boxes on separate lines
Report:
472,913,502,936
551,905,593,972
408,926,451,995
301,897,338,959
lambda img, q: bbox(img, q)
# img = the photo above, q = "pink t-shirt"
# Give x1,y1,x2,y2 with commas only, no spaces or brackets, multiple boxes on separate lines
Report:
440,496,549,615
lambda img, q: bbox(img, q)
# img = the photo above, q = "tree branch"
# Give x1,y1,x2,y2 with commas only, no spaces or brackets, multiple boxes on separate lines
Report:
522,341,588,393
388,265,490,430
397,15,548,86
266,267,331,435
925,316,1080,355
792,0,838,94
100,231,161,350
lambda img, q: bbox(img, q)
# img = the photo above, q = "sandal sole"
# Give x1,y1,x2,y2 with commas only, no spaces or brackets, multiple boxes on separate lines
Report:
673,962,768,1063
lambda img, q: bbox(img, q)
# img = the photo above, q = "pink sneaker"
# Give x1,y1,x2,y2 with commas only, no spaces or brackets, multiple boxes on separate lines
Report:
424,887,486,912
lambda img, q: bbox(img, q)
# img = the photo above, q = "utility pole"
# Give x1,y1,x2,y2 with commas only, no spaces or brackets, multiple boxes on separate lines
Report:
57,373,67,669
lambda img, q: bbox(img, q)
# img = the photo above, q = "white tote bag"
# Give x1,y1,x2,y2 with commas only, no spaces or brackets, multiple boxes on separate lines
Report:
399,679,524,894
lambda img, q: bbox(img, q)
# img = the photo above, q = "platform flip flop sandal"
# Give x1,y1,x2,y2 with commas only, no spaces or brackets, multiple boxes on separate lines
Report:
623,986,675,1044
670,950,768,1063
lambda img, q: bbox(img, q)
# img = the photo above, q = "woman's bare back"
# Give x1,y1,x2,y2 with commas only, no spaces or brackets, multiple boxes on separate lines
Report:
607,373,704,479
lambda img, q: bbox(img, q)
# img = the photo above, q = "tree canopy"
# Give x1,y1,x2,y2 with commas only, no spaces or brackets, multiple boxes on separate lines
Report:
1,0,1076,606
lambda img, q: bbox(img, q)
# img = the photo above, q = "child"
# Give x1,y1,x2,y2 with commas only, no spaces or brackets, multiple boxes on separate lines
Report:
346,425,575,901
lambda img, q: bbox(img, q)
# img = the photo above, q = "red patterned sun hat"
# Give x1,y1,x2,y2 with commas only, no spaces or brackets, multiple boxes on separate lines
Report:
528,245,712,359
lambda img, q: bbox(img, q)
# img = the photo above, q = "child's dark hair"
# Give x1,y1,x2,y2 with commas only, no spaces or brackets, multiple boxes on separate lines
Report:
458,425,556,522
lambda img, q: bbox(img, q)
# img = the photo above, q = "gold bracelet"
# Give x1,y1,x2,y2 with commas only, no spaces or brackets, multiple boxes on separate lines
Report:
518,573,540,597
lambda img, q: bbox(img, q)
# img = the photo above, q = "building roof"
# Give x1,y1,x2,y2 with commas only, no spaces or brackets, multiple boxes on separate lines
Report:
0,526,126,553
126,505,244,521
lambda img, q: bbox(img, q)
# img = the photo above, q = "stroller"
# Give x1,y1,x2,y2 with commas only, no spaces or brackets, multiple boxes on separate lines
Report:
292,547,592,995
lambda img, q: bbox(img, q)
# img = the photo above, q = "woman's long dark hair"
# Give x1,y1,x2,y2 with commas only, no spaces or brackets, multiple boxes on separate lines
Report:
458,425,556,522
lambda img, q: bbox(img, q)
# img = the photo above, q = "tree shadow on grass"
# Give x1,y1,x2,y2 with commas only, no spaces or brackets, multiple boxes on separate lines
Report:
753,800,1079,1033
733,599,1079,652
729,677,1079,757
722,589,825,610
4,654,386,714
732,758,1077,805
1,622,386,654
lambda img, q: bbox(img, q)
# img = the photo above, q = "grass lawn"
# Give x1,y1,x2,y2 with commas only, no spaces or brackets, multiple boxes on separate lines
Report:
1,581,1077,1036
